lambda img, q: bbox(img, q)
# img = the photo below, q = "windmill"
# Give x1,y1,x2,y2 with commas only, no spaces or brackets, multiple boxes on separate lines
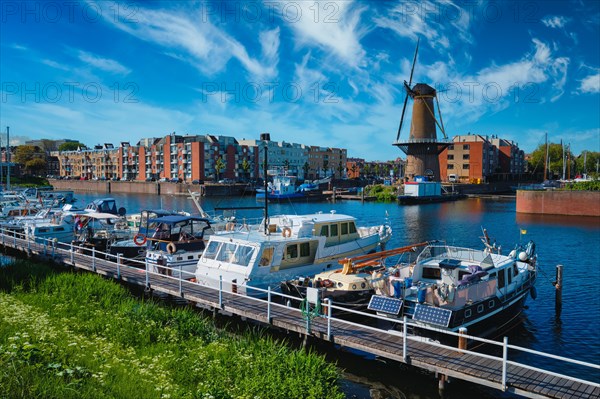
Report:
393,38,450,182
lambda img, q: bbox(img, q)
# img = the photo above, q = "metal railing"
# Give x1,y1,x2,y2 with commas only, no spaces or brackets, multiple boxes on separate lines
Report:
1,227,599,394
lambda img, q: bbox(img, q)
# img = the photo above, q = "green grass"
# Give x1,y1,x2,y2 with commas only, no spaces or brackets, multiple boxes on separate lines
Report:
0,176,50,188
563,180,600,191
0,260,344,399
365,184,398,202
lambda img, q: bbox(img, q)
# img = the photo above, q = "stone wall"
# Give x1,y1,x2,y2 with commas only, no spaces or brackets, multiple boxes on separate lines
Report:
516,190,600,217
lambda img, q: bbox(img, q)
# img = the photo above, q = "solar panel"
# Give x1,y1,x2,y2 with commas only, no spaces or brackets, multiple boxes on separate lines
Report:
413,304,453,327
368,295,403,315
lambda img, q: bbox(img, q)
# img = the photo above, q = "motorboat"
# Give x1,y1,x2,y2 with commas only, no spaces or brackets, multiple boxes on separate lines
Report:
366,231,537,338
256,175,326,202
145,215,214,279
71,212,131,253
194,211,393,296
84,198,126,216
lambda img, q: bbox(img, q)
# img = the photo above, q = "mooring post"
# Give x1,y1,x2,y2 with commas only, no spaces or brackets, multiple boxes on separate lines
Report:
267,286,272,323
555,264,563,314
403,316,408,362
502,336,508,391
332,187,336,203
438,373,447,392
361,187,365,203
326,298,332,341
458,327,468,353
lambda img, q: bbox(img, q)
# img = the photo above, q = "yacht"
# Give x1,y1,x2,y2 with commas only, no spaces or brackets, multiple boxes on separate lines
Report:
194,211,392,295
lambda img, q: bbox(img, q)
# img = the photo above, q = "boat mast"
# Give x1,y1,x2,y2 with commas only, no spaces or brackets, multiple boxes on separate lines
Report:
562,140,565,180
543,132,548,181
261,133,271,235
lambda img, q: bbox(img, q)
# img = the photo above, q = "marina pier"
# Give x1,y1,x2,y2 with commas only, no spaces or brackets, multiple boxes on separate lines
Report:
1,228,598,399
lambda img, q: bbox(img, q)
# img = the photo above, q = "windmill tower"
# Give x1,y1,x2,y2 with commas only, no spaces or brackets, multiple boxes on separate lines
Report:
393,39,450,181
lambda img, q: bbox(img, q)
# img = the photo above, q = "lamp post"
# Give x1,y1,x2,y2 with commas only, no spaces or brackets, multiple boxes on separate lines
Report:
261,133,270,235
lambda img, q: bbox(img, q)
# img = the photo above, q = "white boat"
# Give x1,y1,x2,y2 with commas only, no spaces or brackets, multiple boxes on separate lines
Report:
194,211,392,295
367,231,537,338
24,212,77,243
145,215,215,278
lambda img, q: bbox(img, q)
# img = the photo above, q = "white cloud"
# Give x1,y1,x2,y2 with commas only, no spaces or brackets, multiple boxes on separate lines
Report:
99,3,278,80
41,59,70,71
284,1,367,68
578,72,600,93
542,16,569,29
10,43,28,51
375,0,473,51
77,50,131,76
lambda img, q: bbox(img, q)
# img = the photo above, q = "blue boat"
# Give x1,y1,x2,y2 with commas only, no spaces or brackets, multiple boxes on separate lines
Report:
256,175,326,202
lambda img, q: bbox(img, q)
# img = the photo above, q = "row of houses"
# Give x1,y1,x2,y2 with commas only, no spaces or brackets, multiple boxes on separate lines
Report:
54,133,347,182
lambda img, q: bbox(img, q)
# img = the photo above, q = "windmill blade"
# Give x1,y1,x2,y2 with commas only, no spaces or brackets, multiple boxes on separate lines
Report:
408,37,420,87
395,93,409,142
395,38,420,142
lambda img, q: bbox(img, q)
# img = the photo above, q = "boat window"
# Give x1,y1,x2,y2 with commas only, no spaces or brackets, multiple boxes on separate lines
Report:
507,270,512,285
465,309,472,318
188,255,194,260
330,224,338,237
477,304,484,313
319,225,329,237
488,300,495,308
203,241,220,260
259,247,274,266
512,263,519,277
234,246,255,267
422,267,441,279
300,242,310,257
498,269,506,289
488,272,496,280
341,222,348,235
286,245,298,259
217,243,237,263
39,228,48,233
458,270,471,280
348,222,357,234
55,227,65,232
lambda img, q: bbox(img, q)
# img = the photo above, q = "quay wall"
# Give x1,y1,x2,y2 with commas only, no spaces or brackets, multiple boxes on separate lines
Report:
49,179,247,196
516,190,600,216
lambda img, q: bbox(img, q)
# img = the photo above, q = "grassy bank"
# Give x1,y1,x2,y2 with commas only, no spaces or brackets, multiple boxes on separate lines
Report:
365,185,398,202
0,260,344,399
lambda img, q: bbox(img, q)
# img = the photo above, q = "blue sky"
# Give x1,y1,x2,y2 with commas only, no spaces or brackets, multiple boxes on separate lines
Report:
1,0,599,160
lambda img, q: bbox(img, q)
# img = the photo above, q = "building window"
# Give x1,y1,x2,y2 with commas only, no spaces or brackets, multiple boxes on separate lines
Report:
447,154,454,160
463,144,470,150
448,164,454,169
463,164,470,169
463,154,470,160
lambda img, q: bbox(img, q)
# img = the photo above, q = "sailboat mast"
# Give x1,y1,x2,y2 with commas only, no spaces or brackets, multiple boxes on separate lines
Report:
543,132,548,181
562,140,565,180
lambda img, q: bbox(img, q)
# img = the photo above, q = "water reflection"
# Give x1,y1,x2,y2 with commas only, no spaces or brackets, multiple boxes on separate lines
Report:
516,212,600,229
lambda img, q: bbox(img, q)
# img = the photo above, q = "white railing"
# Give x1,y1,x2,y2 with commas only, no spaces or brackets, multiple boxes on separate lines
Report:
1,227,599,393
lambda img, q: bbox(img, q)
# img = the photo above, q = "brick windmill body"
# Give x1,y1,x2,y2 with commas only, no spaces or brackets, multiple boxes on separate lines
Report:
393,39,450,182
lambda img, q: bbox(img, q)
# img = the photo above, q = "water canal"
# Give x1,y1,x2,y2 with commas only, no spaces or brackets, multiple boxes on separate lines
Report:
16,193,600,397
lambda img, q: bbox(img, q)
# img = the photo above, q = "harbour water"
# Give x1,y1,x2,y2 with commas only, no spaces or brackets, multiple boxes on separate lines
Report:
16,193,600,397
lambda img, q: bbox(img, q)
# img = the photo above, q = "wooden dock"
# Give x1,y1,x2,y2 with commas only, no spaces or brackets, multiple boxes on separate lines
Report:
2,230,599,399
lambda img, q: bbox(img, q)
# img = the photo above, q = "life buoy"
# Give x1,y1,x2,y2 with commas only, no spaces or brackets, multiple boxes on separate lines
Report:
282,227,292,238
167,242,177,254
134,234,147,246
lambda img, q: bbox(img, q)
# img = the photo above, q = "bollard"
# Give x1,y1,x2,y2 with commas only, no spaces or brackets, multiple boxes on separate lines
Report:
458,327,468,353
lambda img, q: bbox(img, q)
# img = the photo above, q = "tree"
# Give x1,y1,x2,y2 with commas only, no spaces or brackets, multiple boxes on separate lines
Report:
302,162,310,180
215,157,225,181
14,145,47,175
337,161,344,179
58,142,86,152
241,158,251,180
575,151,600,176
530,142,574,179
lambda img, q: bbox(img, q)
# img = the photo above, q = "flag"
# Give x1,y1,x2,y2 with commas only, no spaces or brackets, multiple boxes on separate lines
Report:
521,229,527,235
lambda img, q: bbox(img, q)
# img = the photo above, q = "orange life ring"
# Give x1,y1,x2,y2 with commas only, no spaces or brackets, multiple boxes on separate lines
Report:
167,242,177,254
133,234,147,246
282,227,292,238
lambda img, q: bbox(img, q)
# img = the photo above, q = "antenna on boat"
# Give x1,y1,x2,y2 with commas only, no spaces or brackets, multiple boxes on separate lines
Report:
261,133,271,235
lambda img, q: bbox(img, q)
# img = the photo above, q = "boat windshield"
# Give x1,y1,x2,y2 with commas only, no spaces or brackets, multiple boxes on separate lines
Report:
203,240,256,267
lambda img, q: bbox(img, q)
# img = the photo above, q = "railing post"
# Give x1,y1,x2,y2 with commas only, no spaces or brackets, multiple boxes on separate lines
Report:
70,242,74,263
145,258,149,288
179,265,182,296
403,316,408,362
117,253,121,279
92,247,96,272
326,298,332,341
267,286,272,323
52,240,55,258
44,240,47,256
13,233,16,247
27,237,31,252
502,336,508,391
219,275,223,308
